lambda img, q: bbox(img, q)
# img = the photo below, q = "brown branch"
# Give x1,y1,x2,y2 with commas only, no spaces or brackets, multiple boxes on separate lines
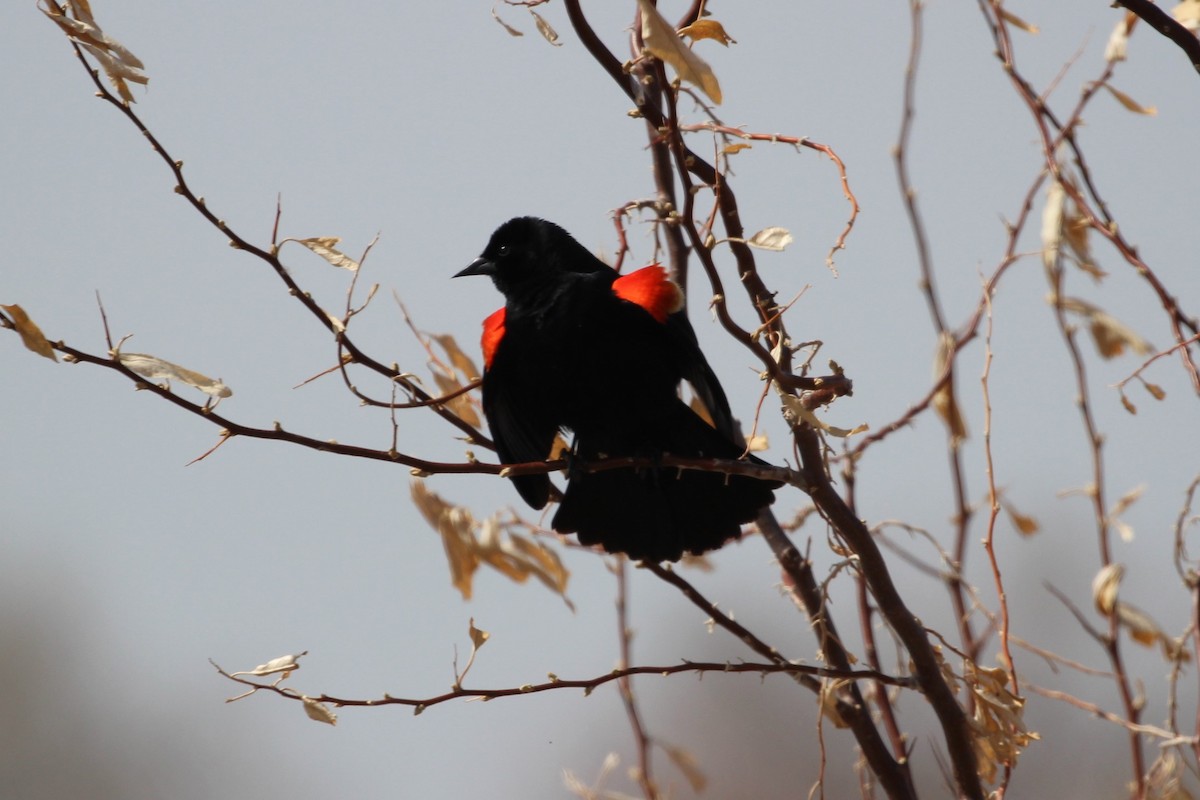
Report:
211,657,913,711
1112,0,1200,72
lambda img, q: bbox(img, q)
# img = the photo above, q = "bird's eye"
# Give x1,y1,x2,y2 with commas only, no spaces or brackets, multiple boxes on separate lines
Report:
496,244,511,257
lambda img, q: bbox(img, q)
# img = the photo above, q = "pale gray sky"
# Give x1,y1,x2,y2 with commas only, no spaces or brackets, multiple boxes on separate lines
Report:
5,2,1199,797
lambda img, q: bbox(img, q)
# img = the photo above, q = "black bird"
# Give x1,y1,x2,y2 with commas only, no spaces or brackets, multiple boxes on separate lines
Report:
456,217,778,562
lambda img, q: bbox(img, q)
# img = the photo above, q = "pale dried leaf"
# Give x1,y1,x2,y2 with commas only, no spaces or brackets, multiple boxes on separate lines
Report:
1105,17,1130,62
663,744,707,792
410,481,479,599
283,236,360,271
1003,502,1040,536
1117,602,1161,647
491,6,524,37
1120,391,1138,415
231,651,307,677
722,143,752,155
1173,0,1200,32
530,10,561,46
433,333,481,381
302,696,338,726
998,8,1039,33
932,333,968,443
745,433,769,452
963,661,1038,783
678,19,736,46
1041,180,1065,272
118,352,232,398
468,617,490,650
1105,84,1158,116
781,394,867,438
746,226,794,252
1056,297,1153,358
1092,562,1124,616
1110,484,1145,519
2,303,57,362
637,0,722,104
433,371,481,428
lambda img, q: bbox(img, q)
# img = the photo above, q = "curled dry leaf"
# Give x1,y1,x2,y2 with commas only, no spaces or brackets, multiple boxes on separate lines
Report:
932,333,968,443
41,0,148,104
1092,562,1124,616
780,394,867,438
409,482,570,604
468,617,490,650
663,744,708,792
1105,15,1133,62
302,696,338,726
281,236,360,271
491,6,524,37
746,227,794,252
2,303,57,362
962,661,1039,784
1002,501,1040,537
118,352,233,398
678,19,736,46
530,10,561,47
1105,84,1158,116
722,143,752,155
636,0,722,104
231,651,308,677
998,8,1039,34
1174,0,1200,32
1055,297,1153,359
430,333,482,428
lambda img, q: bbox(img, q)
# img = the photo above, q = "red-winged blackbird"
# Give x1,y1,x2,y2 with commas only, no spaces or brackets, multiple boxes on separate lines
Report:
456,217,779,562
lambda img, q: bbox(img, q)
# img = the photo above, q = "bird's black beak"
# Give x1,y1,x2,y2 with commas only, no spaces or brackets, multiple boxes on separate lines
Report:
455,257,495,278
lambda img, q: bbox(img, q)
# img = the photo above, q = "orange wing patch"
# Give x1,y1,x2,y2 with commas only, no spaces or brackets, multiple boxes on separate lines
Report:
613,264,685,323
481,307,506,370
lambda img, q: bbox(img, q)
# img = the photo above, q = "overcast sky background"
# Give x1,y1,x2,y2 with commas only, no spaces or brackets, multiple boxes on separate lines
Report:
4,2,1199,797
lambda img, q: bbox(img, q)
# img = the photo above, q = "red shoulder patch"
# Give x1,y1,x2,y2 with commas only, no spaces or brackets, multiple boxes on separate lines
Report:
613,264,685,324
481,307,506,370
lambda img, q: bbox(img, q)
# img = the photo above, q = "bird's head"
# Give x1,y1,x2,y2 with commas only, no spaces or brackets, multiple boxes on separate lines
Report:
456,217,604,298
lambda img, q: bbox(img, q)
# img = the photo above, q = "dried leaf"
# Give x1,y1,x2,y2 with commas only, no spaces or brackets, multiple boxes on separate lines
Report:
302,696,338,726
118,352,232,398
41,1,148,104
282,236,360,271
637,0,722,104
433,333,481,381
678,19,736,46
411,482,479,599
1056,297,1153,359
722,143,752,155
1120,391,1138,415
1092,562,1124,616
1105,84,1158,116
432,371,481,428
1109,484,1145,518
1173,0,1200,32
2,303,57,362
998,8,1039,33
1117,602,1161,647
530,10,561,46
963,661,1039,783
409,482,570,605
1144,382,1166,401
1041,180,1065,272
1105,16,1131,62
932,333,968,443
746,227,794,252
231,651,308,678
1003,502,1040,536
491,6,523,37
468,617,490,650
780,394,868,439
663,745,707,792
